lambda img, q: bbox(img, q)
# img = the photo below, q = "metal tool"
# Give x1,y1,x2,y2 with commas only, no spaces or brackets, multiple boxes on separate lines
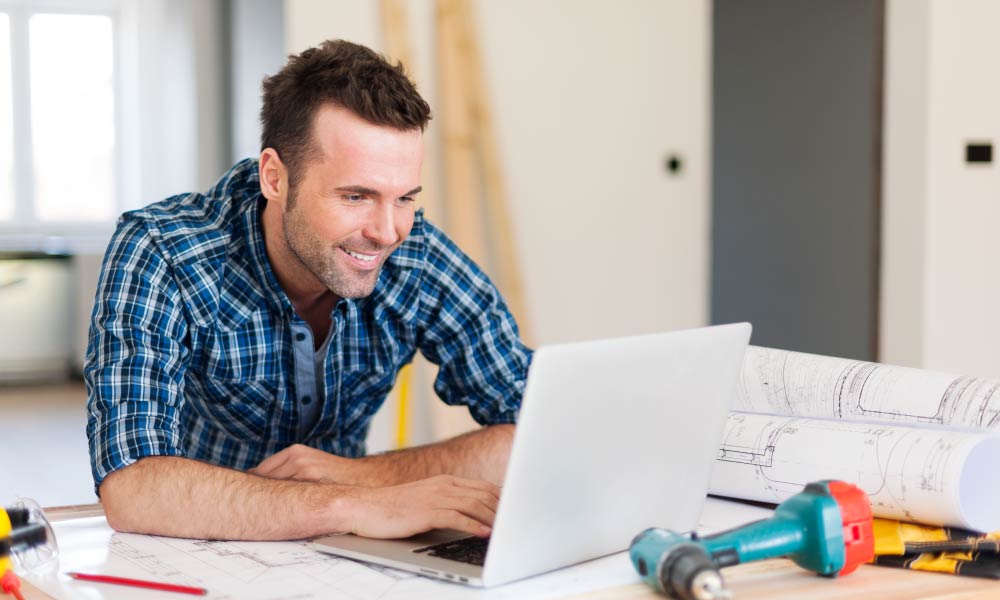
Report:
630,480,874,599
1,500,59,600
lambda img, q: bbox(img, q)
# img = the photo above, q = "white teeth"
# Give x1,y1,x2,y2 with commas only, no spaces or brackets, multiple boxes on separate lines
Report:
344,248,377,262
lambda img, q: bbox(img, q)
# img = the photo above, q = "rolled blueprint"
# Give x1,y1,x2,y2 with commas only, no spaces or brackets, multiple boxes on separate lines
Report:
708,346,1000,532
735,345,1000,429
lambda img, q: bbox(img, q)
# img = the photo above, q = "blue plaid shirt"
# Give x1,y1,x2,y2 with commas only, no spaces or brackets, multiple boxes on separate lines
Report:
85,159,532,492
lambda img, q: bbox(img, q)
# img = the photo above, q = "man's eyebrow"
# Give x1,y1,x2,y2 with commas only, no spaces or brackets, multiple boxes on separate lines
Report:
333,185,423,198
334,185,381,197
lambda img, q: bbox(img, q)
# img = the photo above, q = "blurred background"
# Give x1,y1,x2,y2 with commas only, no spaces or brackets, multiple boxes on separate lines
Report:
0,0,997,506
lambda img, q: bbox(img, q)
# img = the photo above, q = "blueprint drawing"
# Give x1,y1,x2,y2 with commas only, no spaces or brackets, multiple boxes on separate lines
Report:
735,345,1000,429
709,346,1000,532
24,516,640,600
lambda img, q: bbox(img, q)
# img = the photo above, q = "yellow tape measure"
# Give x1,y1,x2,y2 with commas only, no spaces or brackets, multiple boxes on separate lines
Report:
1,507,12,576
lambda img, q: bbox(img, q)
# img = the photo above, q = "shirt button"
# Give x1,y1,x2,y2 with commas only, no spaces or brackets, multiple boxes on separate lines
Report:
295,332,306,342
301,395,312,405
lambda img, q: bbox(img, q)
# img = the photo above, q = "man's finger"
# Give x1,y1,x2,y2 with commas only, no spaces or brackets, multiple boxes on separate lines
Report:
439,475,501,500
255,447,293,474
431,509,492,538
437,488,498,526
444,488,498,520
445,484,500,512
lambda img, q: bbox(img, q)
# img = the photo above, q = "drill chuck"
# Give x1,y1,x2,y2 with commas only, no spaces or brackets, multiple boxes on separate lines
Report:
689,569,731,600
631,529,730,600
660,543,730,600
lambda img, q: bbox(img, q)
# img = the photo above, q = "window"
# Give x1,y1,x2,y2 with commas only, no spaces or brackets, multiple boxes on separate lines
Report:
30,13,116,221
0,2,120,239
0,13,12,220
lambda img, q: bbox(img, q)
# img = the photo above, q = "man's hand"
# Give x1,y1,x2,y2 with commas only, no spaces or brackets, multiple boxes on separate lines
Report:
251,444,368,485
252,425,515,487
100,456,499,541
251,447,500,538
342,475,500,538
251,444,503,539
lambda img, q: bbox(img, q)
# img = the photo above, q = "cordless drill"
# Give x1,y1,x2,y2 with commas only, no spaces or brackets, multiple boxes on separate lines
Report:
630,481,874,600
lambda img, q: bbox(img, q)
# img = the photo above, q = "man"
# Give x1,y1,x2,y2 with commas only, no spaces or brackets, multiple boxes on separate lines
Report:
85,40,532,541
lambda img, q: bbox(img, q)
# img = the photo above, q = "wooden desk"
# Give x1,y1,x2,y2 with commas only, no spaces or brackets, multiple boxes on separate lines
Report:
572,560,1000,600
19,505,1000,599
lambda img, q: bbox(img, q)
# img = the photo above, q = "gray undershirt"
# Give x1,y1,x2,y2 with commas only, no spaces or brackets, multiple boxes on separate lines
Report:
289,320,332,440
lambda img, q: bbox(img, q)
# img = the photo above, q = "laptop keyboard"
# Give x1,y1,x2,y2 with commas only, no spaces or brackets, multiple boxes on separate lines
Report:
413,536,490,566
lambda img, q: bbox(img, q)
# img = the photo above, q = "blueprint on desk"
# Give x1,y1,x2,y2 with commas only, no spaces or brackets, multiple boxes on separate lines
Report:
708,345,1000,532
20,497,771,600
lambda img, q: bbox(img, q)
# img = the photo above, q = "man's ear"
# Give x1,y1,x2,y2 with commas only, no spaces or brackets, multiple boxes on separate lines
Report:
259,148,287,206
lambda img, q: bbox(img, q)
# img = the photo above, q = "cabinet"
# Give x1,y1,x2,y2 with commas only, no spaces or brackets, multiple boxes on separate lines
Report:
0,254,72,382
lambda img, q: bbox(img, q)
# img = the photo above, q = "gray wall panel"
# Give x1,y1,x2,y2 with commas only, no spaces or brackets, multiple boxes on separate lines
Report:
711,0,882,360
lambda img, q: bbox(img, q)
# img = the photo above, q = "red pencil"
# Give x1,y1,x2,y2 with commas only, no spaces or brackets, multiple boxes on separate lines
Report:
67,572,208,596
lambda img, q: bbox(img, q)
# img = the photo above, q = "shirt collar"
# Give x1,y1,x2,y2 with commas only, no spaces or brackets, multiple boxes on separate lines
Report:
237,160,296,317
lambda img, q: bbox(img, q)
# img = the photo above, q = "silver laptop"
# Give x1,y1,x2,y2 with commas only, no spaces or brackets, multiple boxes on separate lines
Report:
312,323,751,587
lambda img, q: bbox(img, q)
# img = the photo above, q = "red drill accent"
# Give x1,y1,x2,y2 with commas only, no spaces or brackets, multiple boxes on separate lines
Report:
827,480,874,575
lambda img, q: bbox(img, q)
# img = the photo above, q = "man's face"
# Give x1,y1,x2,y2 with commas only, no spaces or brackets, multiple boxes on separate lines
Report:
282,105,423,299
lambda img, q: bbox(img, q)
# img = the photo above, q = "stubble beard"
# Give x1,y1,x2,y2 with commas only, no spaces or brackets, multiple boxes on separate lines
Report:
282,188,385,299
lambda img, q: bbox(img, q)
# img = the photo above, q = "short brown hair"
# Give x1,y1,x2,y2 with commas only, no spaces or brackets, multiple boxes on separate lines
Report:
260,39,431,186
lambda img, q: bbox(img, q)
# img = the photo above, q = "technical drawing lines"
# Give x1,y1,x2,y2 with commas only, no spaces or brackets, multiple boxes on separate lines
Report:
717,444,775,467
107,533,453,600
941,375,1000,429
709,411,989,526
833,359,942,423
109,535,210,589
716,413,776,467
737,346,1000,430
186,539,332,569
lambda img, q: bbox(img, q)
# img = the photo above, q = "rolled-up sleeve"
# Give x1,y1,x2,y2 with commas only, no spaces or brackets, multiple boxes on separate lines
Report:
416,222,533,425
85,217,190,494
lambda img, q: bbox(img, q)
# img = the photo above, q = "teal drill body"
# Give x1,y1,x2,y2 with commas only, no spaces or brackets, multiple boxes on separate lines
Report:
705,485,846,573
630,481,874,599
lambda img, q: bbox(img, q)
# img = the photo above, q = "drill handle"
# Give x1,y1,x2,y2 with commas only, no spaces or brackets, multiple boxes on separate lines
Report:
700,517,806,567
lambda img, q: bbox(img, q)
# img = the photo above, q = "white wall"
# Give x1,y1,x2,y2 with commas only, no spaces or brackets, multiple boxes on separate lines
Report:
285,0,711,446
130,0,229,202
285,0,710,344
230,0,285,162
880,0,929,370
475,0,710,344
72,0,237,371
882,0,1000,377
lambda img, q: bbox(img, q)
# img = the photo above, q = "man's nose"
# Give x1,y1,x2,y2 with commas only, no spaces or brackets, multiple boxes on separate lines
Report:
363,202,399,247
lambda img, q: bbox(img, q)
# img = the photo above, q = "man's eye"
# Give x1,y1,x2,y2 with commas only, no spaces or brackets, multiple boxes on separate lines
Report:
399,196,415,204
344,194,365,202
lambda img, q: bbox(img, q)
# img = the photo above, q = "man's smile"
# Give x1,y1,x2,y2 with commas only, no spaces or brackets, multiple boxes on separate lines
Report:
340,246,381,269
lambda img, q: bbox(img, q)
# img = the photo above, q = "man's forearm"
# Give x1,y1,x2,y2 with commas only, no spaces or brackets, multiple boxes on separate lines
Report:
100,455,502,540
358,424,516,486
100,456,350,540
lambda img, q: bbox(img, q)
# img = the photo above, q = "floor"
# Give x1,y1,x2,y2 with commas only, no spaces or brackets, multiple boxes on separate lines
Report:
0,382,97,507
